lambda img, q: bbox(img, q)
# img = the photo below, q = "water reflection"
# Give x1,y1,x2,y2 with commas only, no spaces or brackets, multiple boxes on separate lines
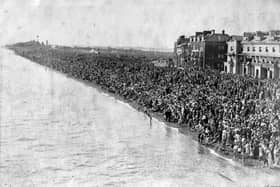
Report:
0,48,279,186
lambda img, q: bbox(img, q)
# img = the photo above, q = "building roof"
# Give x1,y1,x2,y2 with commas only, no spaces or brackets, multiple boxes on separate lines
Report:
188,30,229,42
242,30,280,43
176,35,189,45
229,35,243,41
242,37,280,44
204,33,230,42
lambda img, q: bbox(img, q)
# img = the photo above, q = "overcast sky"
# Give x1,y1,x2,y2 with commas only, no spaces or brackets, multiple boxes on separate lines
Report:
1,0,280,49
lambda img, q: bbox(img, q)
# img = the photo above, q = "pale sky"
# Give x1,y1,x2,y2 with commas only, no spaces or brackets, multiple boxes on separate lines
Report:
1,0,280,49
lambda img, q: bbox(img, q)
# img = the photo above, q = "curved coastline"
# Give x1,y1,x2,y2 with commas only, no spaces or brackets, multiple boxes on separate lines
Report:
6,44,279,169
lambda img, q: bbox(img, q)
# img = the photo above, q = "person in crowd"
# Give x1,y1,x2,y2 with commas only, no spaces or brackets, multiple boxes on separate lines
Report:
14,43,280,167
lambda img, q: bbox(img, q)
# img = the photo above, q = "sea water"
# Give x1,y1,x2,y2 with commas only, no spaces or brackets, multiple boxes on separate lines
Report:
0,48,279,186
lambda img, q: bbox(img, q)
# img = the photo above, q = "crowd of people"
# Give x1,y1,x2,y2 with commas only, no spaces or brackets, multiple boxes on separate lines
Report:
11,43,280,167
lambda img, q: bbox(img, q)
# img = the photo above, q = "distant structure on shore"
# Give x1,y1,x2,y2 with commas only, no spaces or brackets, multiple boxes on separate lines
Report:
174,30,229,71
174,30,280,79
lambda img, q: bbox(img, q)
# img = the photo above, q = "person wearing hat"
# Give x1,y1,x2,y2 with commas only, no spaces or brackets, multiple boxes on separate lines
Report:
274,141,280,166
221,127,227,149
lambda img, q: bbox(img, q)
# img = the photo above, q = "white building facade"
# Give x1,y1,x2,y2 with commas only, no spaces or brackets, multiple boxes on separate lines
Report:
224,31,280,79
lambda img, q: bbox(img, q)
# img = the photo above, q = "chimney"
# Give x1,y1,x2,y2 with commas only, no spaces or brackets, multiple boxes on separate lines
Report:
222,30,225,35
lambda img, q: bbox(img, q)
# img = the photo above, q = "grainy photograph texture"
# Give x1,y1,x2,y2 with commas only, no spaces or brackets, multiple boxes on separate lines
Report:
1,0,280,186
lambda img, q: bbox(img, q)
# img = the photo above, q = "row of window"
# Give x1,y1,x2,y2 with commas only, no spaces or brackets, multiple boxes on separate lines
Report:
253,59,274,64
230,46,278,53
246,46,276,53
190,37,203,42
251,56,279,64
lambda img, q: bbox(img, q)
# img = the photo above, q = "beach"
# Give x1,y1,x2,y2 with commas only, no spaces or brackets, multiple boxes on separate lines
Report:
6,42,280,168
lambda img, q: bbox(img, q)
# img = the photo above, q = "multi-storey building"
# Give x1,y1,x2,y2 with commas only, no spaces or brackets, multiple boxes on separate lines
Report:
174,30,229,71
224,30,280,79
224,35,243,74
174,35,190,67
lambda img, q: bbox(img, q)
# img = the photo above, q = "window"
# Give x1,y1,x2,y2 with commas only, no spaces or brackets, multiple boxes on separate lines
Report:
265,47,269,52
218,54,224,59
253,47,255,52
273,47,276,52
230,46,234,51
247,47,250,52
218,46,224,50
256,69,259,78
259,47,262,52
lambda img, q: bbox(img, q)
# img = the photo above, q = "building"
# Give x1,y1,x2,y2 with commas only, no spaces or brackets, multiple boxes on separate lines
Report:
224,35,243,74
224,30,280,79
174,35,190,67
174,30,229,71
189,30,212,68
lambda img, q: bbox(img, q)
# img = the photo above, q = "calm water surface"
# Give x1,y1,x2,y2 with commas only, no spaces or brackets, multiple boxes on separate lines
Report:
0,48,279,186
